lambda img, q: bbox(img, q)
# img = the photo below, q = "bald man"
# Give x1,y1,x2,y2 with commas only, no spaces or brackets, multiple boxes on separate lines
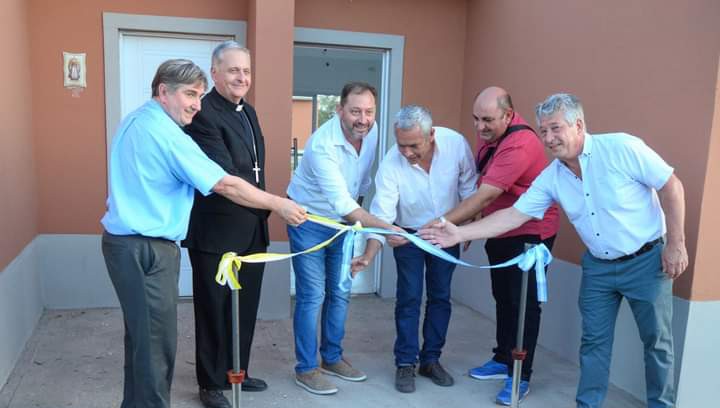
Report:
438,87,560,405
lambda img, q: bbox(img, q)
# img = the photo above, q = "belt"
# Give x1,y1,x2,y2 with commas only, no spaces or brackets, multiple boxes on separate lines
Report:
103,231,176,245
611,238,663,262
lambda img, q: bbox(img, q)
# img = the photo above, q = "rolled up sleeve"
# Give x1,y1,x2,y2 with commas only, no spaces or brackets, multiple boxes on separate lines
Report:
513,169,555,219
458,139,479,200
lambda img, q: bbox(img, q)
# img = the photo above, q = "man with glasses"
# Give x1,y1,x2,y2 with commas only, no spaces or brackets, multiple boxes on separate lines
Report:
437,86,559,405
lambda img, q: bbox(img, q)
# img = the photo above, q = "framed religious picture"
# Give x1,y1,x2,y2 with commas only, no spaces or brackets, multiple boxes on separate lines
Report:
63,52,86,88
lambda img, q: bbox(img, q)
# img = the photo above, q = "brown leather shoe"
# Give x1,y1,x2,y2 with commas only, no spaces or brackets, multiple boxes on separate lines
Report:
418,362,454,386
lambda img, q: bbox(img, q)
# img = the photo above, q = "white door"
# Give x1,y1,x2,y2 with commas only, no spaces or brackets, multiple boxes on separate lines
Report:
119,33,230,297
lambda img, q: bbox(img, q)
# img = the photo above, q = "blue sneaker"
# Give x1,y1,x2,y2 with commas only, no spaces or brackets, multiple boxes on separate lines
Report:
495,377,529,406
468,359,508,380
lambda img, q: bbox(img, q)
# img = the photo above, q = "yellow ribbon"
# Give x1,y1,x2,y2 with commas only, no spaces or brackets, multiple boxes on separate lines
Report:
215,214,362,290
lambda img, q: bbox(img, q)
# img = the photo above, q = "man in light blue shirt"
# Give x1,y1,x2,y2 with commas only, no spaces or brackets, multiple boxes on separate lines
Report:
286,82,402,395
101,59,306,408
421,93,687,408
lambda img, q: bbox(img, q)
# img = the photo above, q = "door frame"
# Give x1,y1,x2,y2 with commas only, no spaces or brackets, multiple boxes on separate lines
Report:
101,17,404,298
294,27,404,295
102,12,246,170
294,27,403,156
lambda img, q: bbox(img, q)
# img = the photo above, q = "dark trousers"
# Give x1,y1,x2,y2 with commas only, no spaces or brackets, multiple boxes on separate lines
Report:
101,232,180,408
189,236,265,390
393,241,460,367
485,234,556,381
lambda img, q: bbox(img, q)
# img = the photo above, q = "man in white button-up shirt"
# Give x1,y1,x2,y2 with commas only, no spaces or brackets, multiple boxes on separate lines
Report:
421,93,688,408
287,82,402,395
352,105,477,393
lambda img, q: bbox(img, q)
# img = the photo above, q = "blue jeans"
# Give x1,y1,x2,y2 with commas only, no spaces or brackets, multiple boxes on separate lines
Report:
577,244,674,408
393,241,459,367
288,221,350,373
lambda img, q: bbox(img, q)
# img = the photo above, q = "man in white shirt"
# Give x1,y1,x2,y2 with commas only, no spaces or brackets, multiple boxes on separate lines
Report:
421,93,687,408
287,82,402,395
352,105,477,393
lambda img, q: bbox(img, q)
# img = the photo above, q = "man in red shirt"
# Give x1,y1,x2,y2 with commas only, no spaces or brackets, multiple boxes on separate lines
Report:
441,86,559,405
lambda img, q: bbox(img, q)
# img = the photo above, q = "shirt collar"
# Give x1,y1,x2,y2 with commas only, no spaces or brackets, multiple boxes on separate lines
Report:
211,88,245,112
148,99,180,128
331,116,348,146
403,129,438,171
580,132,593,158
148,98,162,112
556,132,593,173
431,129,441,153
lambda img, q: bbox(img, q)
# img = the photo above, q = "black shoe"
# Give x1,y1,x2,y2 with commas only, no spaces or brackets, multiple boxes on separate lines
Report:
199,388,231,408
418,362,454,386
395,365,416,393
241,377,268,392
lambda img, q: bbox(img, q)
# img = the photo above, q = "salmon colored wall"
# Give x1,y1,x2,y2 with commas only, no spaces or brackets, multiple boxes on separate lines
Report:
248,0,296,240
692,59,720,301
23,0,720,300
28,0,248,234
295,0,468,131
28,0,467,239
291,99,313,149
0,0,38,271
461,0,720,300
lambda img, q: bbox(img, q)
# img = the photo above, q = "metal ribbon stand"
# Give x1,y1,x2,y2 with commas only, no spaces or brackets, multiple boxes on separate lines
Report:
228,267,245,408
510,244,533,407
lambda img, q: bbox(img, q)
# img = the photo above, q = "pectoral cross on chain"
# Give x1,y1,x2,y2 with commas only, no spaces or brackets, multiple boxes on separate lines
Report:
253,161,261,184
237,108,262,185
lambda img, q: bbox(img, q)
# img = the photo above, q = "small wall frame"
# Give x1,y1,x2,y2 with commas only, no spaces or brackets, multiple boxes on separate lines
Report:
63,52,86,90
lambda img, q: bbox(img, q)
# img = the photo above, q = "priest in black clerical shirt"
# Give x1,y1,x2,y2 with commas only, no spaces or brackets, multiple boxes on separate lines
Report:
182,41,269,408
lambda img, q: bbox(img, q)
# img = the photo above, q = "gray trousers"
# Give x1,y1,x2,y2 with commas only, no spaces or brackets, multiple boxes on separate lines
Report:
576,244,674,408
102,232,180,408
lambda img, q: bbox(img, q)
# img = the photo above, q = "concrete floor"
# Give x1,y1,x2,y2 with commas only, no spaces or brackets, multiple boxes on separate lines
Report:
0,295,642,408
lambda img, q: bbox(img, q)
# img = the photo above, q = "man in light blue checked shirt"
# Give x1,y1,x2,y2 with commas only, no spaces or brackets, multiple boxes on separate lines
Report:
421,93,687,408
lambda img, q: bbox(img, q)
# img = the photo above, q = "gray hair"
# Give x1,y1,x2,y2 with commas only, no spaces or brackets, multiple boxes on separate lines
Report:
535,93,585,127
151,59,207,97
212,40,251,67
394,105,433,137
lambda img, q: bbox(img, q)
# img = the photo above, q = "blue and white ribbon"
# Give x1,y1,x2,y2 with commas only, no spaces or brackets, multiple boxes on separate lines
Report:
219,215,553,302
340,227,553,302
